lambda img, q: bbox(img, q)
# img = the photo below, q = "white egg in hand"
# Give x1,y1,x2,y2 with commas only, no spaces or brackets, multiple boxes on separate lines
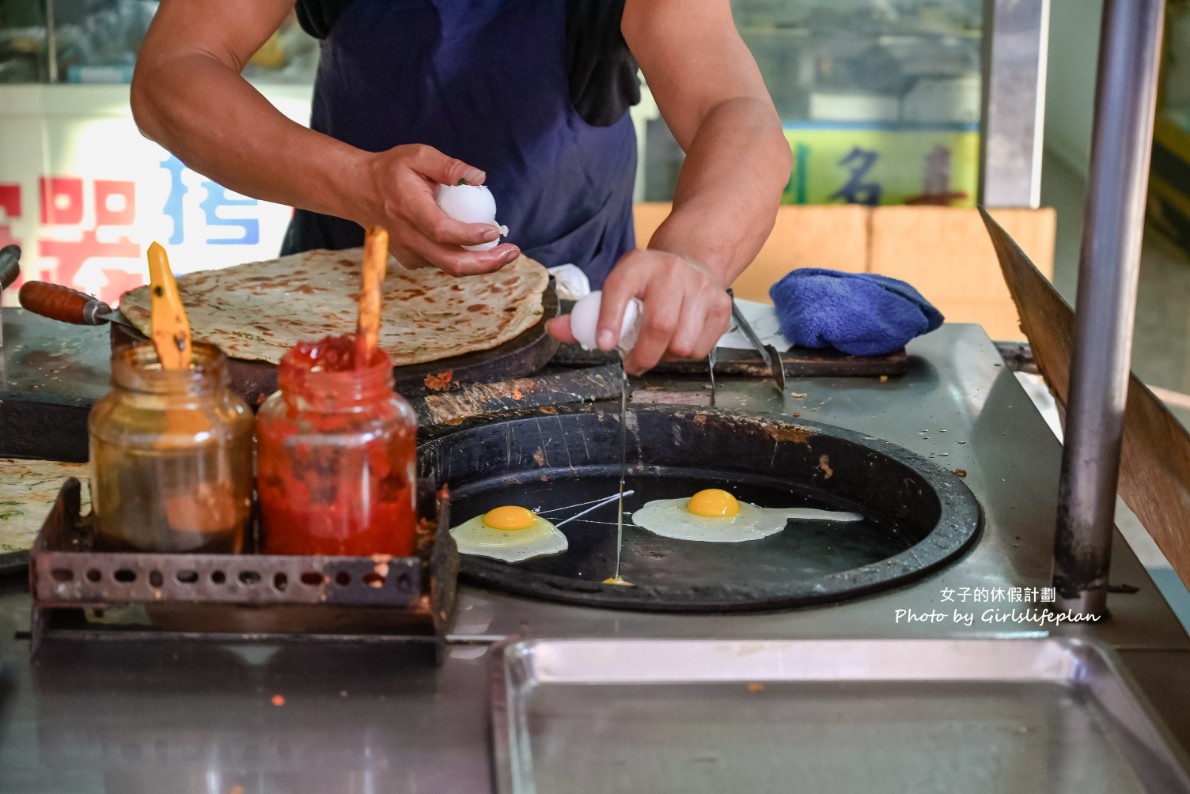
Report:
632,488,863,543
569,290,643,353
436,183,509,251
449,505,568,563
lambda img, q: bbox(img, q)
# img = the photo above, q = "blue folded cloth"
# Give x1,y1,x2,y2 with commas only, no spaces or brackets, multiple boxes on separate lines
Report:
769,268,944,356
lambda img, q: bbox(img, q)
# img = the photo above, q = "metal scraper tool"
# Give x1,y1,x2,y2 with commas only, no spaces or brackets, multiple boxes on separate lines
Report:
727,290,789,409
707,345,718,407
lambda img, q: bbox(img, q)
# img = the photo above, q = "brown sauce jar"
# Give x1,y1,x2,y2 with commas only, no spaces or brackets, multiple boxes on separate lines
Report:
88,342,253,553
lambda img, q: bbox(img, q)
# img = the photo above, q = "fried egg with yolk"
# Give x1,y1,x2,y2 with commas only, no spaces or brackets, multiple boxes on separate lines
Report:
449,505,568,563
632,488,863,543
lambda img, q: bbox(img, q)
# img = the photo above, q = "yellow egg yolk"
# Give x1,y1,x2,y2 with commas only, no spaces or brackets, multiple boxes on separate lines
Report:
687,488,740,517
482,505,537,531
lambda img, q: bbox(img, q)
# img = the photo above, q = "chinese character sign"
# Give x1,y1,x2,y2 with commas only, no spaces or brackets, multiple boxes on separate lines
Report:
782,124,979,207
159,155,262,248
0,86,308,307
830,146,883,206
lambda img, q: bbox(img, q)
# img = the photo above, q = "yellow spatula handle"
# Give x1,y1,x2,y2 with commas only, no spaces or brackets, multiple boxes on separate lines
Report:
147,241,192,370
357,226,388,366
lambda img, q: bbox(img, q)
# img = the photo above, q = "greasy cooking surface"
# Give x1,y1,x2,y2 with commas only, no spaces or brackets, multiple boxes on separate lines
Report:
455,473,907,586
419,405,982,611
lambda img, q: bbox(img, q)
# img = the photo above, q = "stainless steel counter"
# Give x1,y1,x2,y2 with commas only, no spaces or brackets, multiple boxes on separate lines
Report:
1,323,1188,793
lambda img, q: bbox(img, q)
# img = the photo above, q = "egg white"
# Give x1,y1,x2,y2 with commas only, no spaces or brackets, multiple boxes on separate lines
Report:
449,512,568,563
631,498,863,543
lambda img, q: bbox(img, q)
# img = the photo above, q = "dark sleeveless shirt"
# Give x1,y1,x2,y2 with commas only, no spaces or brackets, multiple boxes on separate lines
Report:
285,0,641,286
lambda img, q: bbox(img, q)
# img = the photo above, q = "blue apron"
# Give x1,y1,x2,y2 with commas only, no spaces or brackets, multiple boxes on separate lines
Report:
282,0,638,287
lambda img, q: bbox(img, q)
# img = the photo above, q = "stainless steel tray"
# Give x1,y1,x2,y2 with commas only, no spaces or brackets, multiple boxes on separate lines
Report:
490,638,1190,794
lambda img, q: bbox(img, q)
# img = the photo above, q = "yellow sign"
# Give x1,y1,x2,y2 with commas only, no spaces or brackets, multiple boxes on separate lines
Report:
783,125,980,207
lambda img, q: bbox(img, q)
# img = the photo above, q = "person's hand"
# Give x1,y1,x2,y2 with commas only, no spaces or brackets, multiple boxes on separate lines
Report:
359,144,520,276
548,249,732,375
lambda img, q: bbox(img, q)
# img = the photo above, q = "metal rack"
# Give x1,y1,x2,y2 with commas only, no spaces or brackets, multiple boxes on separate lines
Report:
27,479,461,661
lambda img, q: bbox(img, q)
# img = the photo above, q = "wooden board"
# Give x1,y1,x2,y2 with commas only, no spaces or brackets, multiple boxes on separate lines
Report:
981,209,1190,591
551,342,907,378
550,294,907,379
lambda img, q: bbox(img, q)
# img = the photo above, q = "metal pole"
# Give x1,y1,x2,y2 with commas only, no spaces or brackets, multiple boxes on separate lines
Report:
979,0,1050,209
1054,0,1165,617
45,0,58,84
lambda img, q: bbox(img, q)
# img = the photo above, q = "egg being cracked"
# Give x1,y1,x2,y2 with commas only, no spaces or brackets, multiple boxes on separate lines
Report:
568,290,643,353
435,183,509,251
632,488,864,543
449,505,568,562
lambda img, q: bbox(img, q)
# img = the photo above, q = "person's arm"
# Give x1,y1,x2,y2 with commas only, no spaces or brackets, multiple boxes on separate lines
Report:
130,0,518,274
550,0,790,373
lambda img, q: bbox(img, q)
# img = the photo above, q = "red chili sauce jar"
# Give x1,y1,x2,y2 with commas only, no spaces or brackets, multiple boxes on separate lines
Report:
256,335,417,556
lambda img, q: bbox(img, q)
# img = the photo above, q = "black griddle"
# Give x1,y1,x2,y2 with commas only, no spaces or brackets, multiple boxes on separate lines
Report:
418,404,982,612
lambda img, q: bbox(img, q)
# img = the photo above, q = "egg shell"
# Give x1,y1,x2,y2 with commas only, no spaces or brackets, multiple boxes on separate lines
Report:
546,263,591,300
569,290,643,353
463,238,498,252
437,184,508,251
436,183,497,224
462,222,510,252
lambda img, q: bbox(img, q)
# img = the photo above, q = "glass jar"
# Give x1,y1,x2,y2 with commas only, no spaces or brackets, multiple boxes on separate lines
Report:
256,335,418,557
89,342,253,553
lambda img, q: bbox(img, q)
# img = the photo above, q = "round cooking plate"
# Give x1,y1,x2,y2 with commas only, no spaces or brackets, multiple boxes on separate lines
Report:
418,405,982,612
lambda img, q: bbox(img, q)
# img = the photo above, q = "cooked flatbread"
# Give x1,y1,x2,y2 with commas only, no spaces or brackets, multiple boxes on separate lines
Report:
118,248,550,366
0,459,90,555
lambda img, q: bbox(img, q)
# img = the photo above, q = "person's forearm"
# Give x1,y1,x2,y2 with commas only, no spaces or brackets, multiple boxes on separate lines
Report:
131,54,372,225
647,96,791,286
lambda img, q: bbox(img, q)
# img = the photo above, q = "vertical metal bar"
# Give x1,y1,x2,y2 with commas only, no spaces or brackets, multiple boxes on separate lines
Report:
45,0,58,83
1054,0,1165,617
979,0,1050,208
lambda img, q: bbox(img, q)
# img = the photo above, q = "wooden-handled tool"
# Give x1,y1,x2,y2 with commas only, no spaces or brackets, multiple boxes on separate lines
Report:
0,244,20,348
147,241,192,369
0,244,19,291
357,226,388,367
980,208,1190,591
18,281,138,329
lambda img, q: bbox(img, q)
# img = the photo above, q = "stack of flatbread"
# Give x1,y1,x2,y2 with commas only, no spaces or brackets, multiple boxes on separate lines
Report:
0,459,89,556
119,248,550,366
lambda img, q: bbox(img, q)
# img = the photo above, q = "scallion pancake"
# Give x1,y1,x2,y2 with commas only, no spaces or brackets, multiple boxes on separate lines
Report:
119,248,550,366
